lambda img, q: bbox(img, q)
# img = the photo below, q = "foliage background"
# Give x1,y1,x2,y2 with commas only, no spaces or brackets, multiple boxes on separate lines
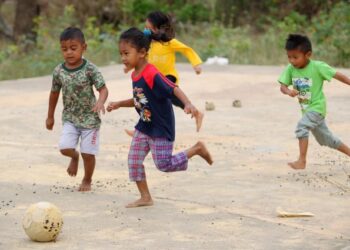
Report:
0,0,349,80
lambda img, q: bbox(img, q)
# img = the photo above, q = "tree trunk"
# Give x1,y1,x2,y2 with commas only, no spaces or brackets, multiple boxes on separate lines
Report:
0,0,14,40
13,0,40,42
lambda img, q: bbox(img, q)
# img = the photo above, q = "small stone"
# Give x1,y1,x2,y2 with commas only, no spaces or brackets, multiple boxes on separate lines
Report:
205,102,215,111
232,100,242,108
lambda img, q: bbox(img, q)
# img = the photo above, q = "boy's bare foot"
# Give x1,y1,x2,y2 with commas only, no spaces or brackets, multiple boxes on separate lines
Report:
288,160,306,170
195,112,204,132
67,152,79,176
78,179,91,192
124,129,135,137
125,197,154,208
196,141,213,165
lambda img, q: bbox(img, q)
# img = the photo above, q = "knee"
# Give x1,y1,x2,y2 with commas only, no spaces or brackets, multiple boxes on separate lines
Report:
295,126,309,139
60,148,74,156
155,160,170,172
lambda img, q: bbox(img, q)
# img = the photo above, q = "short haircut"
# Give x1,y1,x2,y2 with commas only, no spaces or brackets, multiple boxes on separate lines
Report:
60,27,85,43
119,27,151,52
285,34,312,53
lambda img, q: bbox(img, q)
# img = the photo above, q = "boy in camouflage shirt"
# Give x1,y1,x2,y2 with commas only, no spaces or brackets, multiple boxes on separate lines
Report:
46,27,108,191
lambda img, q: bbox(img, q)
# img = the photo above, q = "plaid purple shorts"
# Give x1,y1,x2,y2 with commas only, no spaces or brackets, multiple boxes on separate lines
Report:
128,130,188,181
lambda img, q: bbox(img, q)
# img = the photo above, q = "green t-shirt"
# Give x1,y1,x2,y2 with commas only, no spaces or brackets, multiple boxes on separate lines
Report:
278,60,336,117
51,59,105,129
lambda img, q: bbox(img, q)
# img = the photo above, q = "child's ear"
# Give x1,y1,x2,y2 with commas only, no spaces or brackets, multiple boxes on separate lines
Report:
83,43,87,51
140,48,147,58
306,51,312,58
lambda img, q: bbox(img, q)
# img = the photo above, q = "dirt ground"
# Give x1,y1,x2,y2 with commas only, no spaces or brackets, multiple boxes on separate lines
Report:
1,63,350,250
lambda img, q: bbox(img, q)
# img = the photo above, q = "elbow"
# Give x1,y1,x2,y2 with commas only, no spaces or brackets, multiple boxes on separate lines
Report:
279,86,285,94
99,85,109,96
279,84,288,94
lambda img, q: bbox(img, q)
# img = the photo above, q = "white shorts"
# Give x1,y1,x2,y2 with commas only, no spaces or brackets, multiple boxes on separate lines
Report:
59,122,100,155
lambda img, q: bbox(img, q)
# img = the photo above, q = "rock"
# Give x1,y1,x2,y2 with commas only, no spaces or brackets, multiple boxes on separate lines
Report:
232,100,242,108
205,102,215,111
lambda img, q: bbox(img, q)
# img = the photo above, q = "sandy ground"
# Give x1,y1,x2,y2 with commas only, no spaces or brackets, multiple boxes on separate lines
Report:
1,63,350,250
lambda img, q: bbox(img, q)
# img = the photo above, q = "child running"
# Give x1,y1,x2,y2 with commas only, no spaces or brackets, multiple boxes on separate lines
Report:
278,34,350,170
107,27,213,208
46,27,108,191
125,10,204,136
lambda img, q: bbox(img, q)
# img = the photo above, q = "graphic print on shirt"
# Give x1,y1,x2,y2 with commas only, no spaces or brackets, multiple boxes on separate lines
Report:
292,77,312,111
133,87,151,122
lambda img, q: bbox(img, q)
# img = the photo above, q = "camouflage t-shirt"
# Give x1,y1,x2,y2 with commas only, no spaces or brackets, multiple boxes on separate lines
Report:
51,59,105,129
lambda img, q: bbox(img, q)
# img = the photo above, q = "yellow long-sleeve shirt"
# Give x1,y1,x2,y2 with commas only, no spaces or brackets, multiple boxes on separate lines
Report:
148,38,202,85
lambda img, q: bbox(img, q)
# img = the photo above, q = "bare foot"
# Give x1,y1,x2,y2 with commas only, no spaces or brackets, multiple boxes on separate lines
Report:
78,179,91,192
288,160,306,170
67,151,79,176
124,129,135,137
196,141,213,165
125,197,154,208
195,111,204,132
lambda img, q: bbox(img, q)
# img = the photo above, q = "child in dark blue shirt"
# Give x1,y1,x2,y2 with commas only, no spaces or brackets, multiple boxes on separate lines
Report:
107,28,213,208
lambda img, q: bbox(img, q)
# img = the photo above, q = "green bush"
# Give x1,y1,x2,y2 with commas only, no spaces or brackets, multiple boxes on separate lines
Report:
0,5,120,81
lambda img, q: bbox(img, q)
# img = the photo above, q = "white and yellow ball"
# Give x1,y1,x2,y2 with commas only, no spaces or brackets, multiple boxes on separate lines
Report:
22,202,63,242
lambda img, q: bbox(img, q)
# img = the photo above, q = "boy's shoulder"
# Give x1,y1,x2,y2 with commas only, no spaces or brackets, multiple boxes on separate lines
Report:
311,60,332,68
84,59,103,77
84,59,99,70
53,63,64,76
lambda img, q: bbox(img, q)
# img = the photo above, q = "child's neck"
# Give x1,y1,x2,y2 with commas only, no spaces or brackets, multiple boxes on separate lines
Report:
134,60,148,75
299,59,311,69
65,58,84,69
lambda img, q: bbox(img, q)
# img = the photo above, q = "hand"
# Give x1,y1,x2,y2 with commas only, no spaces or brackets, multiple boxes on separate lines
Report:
184,103,198,118
107,101,120,112
288,89,299,97
193,65,202,75
46,117,54,130
92,101,105,114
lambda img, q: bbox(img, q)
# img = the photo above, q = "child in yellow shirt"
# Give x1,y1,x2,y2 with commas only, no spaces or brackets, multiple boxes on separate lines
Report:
125,11,204,136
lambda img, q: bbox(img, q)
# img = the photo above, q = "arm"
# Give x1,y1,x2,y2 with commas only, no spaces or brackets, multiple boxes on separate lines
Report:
92,85,108,114
107,98,134,112
46,91,60,130
280,84,298,97
334,72,350,85
171,39,202,74
173,87,198,116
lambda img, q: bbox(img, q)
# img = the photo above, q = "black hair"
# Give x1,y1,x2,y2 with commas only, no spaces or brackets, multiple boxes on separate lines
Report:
147,11,175,42
285,34,312,53
119,27,151,51
60,27,85,43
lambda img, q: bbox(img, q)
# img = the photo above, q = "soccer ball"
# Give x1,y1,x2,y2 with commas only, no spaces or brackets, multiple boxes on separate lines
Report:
22,202,63,242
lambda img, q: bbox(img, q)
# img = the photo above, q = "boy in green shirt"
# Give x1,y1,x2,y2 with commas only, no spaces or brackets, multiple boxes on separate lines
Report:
279,34,350,170
46,27,108,190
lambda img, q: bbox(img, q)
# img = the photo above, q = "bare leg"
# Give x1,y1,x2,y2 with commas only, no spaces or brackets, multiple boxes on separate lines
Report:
186,141,213,165
337,143,350,157
194,111,204,132
124,129,135,137
288,138,308,170
60,149,79,176
126,180,153,208
78,153,95,192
